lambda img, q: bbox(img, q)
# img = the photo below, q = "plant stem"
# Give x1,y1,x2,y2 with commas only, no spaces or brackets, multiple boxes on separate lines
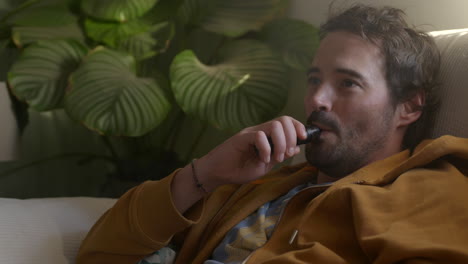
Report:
101,136,119,160
165,109,186,151
0,0,39,23
184,122,208,162
0,152,116,178
100,136,124,178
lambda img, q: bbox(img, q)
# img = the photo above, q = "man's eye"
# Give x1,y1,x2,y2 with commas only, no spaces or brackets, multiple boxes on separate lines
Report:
308,76,321,86
342,79,358,88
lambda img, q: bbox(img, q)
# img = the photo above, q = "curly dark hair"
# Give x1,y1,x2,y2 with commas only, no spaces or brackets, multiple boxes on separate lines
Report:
319,4,441,149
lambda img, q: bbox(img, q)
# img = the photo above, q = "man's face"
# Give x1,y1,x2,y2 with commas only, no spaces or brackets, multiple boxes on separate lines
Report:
304,31,401,178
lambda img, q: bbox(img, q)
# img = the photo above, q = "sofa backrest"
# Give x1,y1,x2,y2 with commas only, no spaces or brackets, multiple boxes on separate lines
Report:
428,28,468,139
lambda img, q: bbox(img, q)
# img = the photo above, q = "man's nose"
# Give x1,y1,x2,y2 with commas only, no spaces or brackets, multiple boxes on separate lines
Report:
306,85,333,112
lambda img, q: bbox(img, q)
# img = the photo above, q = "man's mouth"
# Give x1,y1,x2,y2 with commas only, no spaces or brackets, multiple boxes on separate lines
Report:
306,111,340,137
310,122,333,132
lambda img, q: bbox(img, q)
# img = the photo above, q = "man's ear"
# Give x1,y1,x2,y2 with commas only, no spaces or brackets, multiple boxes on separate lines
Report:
397,91,425,127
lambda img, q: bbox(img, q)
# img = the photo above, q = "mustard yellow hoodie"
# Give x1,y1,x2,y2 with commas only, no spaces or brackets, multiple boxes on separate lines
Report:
77,136,468,264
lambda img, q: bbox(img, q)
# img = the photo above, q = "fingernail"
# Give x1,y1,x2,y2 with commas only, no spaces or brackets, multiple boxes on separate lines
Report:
288,148,295,156
278,153,284,162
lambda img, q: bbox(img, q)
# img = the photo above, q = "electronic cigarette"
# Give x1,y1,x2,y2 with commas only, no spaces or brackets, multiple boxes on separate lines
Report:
297,125,321,145
256,125,321,155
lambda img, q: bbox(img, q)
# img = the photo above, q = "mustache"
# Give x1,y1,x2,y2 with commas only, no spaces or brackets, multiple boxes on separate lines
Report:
306,111,340,132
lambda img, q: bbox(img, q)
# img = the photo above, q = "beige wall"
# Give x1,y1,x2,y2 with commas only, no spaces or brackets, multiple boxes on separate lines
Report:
283,0,468,122
289,0,468,31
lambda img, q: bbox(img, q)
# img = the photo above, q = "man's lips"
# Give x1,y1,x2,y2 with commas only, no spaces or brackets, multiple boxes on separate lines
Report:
309,122,333,132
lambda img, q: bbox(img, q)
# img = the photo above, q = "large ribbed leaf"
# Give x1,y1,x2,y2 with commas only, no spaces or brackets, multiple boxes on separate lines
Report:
7,39,87,110
85,18,150,46
9,4,77,26
148,0,185,23
170,40,288,131
0,0,36,20
177,0,217,26
12,24,84,47
85,18,173,59
0,0,23,10
5,2,84,46
179,0,287,37
65,47,171,137
261,18,319,70
81,0,159,22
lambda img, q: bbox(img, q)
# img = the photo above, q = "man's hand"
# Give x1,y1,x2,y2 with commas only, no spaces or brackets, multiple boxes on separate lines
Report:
171,116,308,214
198,116,308,190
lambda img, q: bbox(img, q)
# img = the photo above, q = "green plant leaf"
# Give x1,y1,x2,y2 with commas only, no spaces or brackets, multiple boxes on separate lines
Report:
0,0,36,21
81,0,159,22
7,39,87,110
66,47,171,137
12,24,84,47
147,0,185,23
170,40,288,131
179,0,288,37
85,18,151,46
0,0,23,10
261,18,319,70
177,0,217,26
85,18,173,59
9,4,77,26
7,3,83,46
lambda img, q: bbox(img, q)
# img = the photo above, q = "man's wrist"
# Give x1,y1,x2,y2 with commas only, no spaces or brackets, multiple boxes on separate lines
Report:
190,159,208,194
170,164,207,214
194,155,227,193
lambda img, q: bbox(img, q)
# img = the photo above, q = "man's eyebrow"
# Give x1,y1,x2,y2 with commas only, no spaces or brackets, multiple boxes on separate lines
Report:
336,68,365,81
307,67,319,75
307,67,367,83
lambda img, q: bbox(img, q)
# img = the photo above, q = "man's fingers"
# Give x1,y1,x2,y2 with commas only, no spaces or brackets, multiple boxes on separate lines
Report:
269,121,287,162
278,117,301,157
255,131,271,163
292,119,307,140
245,116,306,163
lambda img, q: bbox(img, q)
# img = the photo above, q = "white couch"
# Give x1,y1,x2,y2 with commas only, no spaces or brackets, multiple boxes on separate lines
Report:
0,197,115,263
1,28,468,264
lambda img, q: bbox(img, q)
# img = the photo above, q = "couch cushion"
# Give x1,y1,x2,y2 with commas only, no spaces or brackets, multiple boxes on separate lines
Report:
0,197,116,264
0,198,67,263
429,28,468,139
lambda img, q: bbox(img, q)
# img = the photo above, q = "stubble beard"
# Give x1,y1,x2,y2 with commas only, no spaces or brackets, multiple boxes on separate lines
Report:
305,109,395,179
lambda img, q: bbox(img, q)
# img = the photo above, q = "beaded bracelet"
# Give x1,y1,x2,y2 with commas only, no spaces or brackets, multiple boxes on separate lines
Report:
191,159,208,194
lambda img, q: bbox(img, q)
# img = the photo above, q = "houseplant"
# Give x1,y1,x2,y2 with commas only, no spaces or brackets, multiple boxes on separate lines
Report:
0,0,319,196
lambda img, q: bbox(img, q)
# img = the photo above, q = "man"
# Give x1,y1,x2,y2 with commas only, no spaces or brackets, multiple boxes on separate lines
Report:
77,4,468,264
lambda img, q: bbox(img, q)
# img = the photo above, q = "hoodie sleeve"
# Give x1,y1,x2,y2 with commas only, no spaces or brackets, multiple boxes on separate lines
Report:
76,171,204,264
